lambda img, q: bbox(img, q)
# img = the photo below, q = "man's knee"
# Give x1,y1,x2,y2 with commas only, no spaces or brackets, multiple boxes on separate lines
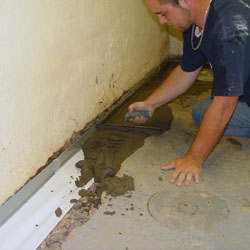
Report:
192,97,212,127
192,102,202,127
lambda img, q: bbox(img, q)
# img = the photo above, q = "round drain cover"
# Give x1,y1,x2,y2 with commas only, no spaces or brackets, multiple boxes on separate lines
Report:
147,189,230,231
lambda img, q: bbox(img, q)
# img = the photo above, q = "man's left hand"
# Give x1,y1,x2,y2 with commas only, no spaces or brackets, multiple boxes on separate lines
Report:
161,155,202,186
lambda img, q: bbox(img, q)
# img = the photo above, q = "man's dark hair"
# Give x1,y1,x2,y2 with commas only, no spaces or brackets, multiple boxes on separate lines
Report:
158,0,179,6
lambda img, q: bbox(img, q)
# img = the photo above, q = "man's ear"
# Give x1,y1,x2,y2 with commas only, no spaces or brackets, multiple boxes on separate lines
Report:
178,0,192,10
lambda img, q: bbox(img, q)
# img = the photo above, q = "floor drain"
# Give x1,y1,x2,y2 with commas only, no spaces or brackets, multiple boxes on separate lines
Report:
148,189,230,231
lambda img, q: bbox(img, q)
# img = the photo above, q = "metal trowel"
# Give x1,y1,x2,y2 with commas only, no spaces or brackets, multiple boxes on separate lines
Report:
96,110,163,134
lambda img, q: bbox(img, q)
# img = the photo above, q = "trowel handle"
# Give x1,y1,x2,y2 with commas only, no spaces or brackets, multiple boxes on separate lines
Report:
125,110,152,122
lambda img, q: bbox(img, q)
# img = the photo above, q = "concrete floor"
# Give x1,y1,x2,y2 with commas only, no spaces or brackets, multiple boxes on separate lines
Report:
62,69,250,250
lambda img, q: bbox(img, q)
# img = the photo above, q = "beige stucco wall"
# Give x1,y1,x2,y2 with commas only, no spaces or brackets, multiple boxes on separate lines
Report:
0,0,171,206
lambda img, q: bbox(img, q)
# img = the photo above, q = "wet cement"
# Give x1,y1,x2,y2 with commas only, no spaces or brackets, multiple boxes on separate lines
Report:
75,129,148,190
74,64,174,197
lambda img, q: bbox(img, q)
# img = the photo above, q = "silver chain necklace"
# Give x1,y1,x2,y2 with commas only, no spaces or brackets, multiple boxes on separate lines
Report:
191,0,212,51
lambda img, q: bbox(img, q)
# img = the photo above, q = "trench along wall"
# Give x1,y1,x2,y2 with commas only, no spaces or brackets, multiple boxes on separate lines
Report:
0,0,183,206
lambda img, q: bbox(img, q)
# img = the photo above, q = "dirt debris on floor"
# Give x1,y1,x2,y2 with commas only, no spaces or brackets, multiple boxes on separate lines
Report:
55,208,62,218
38,184,100,250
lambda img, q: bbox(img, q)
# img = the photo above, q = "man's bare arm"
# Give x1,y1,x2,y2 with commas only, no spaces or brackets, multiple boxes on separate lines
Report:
187,96,239,163
145,65,202,110
128,65,202,120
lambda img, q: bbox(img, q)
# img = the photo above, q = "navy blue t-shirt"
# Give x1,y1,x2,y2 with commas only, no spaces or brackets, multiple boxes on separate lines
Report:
180,0,250,104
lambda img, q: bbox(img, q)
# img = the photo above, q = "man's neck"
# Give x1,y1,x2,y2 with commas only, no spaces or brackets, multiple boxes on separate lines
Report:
192,0,212,29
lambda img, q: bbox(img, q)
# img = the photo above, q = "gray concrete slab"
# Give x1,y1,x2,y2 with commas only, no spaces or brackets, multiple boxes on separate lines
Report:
62,78,250,250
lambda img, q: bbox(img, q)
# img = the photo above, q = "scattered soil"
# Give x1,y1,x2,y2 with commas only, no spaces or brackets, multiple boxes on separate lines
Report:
38,185,100,250
104,211,116,216
55,208,62,218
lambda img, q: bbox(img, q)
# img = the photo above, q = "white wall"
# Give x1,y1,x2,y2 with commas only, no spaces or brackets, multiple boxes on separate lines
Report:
0,0,171,206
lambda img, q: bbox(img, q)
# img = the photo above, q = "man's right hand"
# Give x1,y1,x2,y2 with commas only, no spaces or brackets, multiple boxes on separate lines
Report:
127,101,154,124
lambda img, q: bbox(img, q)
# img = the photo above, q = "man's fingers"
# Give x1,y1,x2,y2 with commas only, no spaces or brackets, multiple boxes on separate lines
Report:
129,116,147,124
194,173,200,184
176,172,186,186
170,168,181,183
161,160,176,172
135,116,147,124
128,104,135,113
185,173,193,186
162,156,202,186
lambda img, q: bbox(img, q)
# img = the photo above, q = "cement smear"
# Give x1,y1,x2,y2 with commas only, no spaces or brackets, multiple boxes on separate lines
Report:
75,65,174,197
75,120,171,197
96,175,134,197
75,129,147,193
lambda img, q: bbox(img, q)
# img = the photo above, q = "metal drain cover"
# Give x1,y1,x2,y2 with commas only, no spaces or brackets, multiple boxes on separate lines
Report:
147,189,230,231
